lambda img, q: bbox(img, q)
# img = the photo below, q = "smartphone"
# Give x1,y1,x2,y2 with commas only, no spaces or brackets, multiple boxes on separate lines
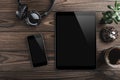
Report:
27,34,47,67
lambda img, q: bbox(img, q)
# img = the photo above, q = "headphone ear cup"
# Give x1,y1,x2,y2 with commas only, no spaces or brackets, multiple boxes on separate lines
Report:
16,4,28,19
25,10,41,26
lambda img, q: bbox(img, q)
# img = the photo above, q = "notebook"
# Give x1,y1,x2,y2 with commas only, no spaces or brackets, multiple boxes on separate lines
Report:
56,12,96,69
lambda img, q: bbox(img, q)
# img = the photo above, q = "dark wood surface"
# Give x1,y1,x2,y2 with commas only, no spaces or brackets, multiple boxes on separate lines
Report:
0,0,120,80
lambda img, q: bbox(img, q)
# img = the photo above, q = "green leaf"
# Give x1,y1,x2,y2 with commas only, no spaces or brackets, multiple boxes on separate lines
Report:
116,16,120,21
117,3,120,10
101,0,120,24
115,12,119,16
105,19,113,24
113,18,118,24
105,11,113,17
112,13,117,18
107,5,115,10
104,15,109,18
115,0,117,9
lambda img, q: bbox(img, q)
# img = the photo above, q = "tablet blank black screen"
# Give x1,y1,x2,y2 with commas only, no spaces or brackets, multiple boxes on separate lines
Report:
56,12,96,69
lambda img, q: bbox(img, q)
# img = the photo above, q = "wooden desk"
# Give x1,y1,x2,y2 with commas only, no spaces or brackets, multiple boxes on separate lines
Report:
0,0,120,80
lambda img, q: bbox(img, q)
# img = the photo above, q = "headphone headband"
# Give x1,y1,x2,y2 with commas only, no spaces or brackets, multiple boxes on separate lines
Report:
17,0,55,17
42,0,55,17
17,0,21,5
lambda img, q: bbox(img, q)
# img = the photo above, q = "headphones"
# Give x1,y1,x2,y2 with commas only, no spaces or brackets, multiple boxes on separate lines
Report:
16,0,55,26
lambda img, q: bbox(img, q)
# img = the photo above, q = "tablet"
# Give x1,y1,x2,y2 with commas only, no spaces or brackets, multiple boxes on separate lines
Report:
56,12,96,69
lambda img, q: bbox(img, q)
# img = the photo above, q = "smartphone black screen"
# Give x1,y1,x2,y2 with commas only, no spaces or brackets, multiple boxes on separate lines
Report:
27,34,47,67
56,12,96,69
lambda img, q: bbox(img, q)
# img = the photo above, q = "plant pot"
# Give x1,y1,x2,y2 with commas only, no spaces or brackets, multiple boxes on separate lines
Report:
105,46,120,68
100,27,118,42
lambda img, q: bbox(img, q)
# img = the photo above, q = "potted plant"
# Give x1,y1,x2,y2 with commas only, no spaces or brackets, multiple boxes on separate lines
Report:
100,0,120,24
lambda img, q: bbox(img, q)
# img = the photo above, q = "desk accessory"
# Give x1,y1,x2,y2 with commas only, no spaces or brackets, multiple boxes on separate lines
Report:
56,12,96,69
105,46,120,68
27,34,47,67
16,0,55,26
100,0,120,24
100,27,118,42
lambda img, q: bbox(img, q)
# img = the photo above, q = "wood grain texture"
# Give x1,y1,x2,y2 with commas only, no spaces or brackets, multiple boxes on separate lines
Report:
0,32,54,51
0,12,55,31
0,51,119,72
54,0,117,11
0,51,55,71
0,70,120,80
0,0,118,12
0,0,51,12
0,0,120,80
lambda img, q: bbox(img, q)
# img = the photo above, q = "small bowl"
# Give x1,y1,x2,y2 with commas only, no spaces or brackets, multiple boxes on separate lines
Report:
105,46,120,68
